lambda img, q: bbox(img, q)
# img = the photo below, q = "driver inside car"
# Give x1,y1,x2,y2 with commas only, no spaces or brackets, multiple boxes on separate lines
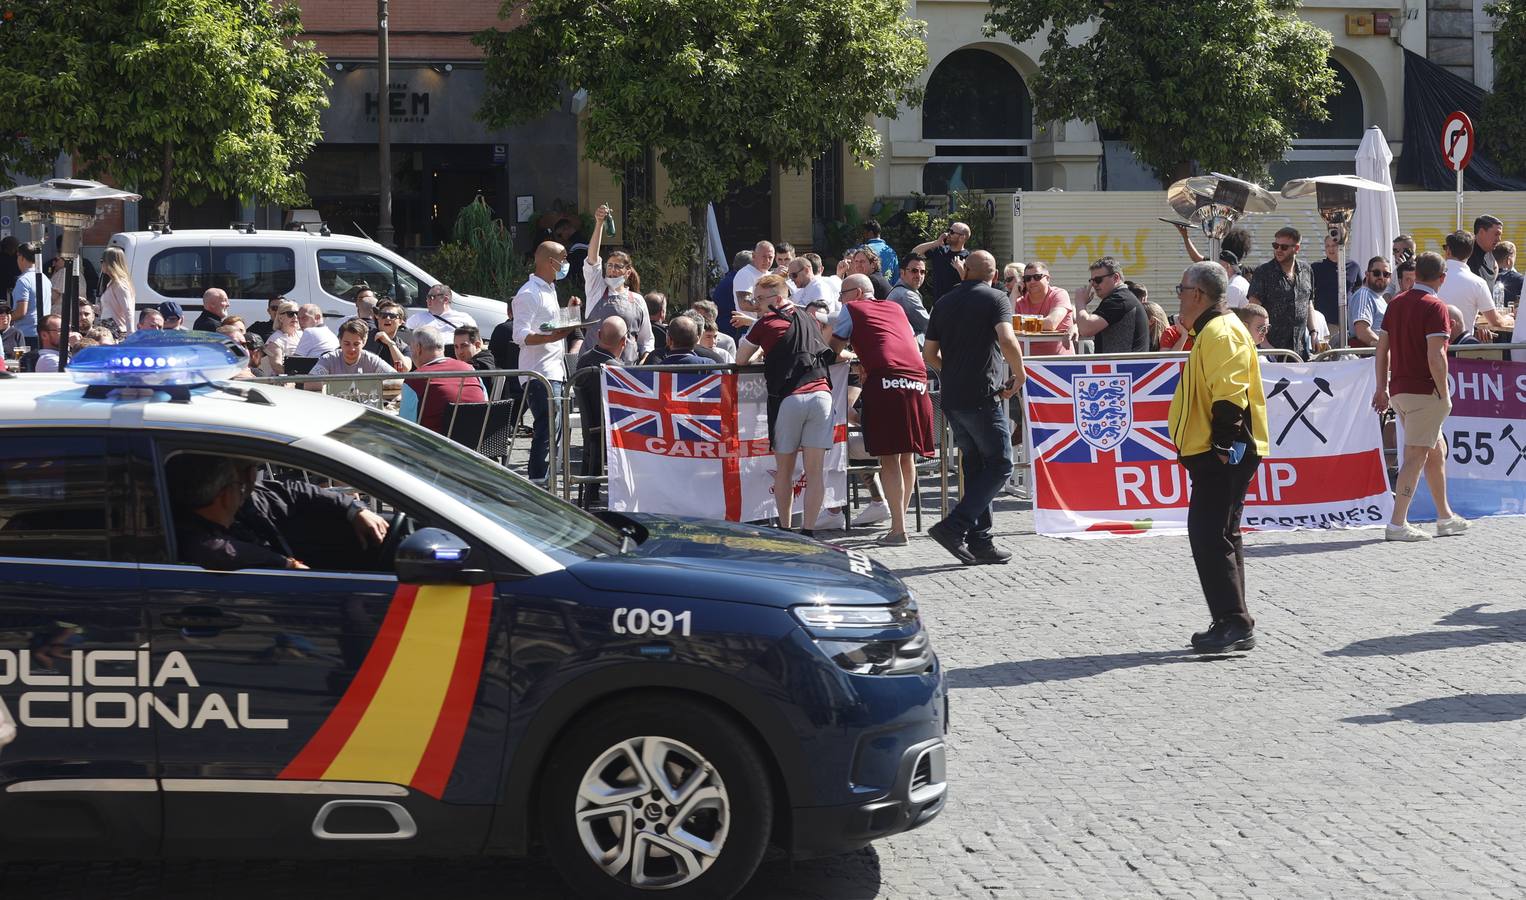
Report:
167,453,391,572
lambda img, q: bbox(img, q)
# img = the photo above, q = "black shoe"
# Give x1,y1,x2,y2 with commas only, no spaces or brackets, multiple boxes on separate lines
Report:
1190,620,1221,647
799,528,816,539
927,521,977,564
1190,620,1255,653
967,544,1012,565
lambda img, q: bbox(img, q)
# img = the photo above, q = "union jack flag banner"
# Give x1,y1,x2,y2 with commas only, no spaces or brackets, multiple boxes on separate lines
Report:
603,365,849,521
1024,359,1392,538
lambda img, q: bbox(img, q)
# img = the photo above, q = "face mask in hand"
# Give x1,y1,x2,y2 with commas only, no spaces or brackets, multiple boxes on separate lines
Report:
555,261,570,281
604,275,627,292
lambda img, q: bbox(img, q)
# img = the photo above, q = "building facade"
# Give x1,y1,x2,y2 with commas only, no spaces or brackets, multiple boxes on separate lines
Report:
580,2,1452,262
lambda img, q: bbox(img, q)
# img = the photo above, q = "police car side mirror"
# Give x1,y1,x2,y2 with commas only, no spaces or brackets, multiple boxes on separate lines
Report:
395,527,493,585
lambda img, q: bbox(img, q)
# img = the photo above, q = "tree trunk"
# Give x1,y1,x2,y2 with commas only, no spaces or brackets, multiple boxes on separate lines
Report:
687,204,708,304
156,140,174,224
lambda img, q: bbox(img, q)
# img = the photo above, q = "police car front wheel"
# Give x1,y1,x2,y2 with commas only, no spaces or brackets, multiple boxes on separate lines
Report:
539,697,773,899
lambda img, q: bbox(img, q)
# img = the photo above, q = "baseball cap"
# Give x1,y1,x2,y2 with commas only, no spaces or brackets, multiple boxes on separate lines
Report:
1218,249,1240,266
243,333,265,351
158,300,185,320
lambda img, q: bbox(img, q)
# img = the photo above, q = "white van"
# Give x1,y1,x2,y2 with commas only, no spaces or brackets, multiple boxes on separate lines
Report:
107,229,508,333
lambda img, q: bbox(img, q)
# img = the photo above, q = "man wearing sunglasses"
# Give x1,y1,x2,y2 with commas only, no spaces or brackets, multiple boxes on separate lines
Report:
1168,262,1268,654
366,299,413,372
1074,256,1148,353
248,296,286,340
1247,226,1313,357
1348,257,1391,348
1014,261,1074,356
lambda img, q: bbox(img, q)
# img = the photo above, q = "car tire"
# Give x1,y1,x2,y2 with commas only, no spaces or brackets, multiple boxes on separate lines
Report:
538,695,774,900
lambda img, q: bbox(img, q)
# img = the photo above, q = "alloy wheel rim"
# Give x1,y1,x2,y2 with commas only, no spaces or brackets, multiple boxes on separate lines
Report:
574,736,731,889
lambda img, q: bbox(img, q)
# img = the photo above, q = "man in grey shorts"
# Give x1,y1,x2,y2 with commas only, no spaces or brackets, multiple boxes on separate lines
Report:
737,273,839,537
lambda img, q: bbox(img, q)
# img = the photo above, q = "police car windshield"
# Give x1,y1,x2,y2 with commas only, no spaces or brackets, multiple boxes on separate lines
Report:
327,411,625,563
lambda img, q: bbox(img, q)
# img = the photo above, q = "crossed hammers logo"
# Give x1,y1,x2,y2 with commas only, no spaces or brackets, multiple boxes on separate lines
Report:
1498,423,1526,476
1267,376,1333,444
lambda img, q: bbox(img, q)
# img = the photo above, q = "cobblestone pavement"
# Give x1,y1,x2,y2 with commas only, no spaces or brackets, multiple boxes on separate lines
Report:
8,496,1526,898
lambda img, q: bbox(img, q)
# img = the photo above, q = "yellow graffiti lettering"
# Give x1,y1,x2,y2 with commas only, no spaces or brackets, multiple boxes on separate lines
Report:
1034,229,1150,272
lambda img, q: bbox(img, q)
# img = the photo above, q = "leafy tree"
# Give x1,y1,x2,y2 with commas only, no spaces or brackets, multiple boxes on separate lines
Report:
476,0,928,297
428,196,529,301
1483,1,1526,176
986,0,1337,185
0,0,329,221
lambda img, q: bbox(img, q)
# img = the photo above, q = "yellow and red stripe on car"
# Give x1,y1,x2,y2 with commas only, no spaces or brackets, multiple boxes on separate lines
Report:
280,582,493,799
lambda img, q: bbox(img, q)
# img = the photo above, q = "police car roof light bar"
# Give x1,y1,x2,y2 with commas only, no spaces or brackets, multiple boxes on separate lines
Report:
69,330,250,390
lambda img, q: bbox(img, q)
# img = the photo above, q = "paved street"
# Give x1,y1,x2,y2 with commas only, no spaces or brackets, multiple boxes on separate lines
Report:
8,495,1526,898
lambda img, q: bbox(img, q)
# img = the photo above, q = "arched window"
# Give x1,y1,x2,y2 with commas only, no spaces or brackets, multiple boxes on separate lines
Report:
922,48,1034,194
1271,59,1365,183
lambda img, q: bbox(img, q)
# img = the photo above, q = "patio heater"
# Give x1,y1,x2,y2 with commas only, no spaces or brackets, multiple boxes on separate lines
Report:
1280,174,1392,350
1164,172,1279,261
0,179,141,371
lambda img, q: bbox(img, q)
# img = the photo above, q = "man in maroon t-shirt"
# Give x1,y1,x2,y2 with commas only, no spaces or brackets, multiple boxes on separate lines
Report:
403,326,487,436
1372,251,1468,542
829,273,934,546
736,273,836,537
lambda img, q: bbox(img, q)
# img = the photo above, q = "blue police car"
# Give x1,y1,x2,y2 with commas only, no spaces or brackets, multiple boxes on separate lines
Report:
0,332,946,898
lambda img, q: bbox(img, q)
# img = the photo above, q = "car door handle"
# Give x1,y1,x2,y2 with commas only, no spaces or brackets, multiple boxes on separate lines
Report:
163,607,244,633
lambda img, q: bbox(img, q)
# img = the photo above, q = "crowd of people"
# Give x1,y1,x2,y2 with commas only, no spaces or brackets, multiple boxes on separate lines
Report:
5,202,1519,571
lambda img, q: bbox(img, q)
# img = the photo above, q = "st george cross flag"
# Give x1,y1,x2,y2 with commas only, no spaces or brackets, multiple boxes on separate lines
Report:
603,365,849,521
1024,359,1391,538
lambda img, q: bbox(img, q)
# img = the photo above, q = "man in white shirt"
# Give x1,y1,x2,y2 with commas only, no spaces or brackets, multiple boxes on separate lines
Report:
1220,250,1250,308
1438,231,1511,343
787,256,840,316
406,283,477,336
294,303,340,356
513,242,582,483
731,241,775,312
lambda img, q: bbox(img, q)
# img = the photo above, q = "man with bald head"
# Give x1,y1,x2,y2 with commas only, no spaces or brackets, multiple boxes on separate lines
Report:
923,250,1025,564
513,241,583,484
194,288,230,332
733,240,776,314
660,314,710,365
573,315,629,507
831,272,934,545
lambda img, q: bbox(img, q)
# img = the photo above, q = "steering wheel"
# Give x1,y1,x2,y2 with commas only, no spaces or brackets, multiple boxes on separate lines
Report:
377,510,413,568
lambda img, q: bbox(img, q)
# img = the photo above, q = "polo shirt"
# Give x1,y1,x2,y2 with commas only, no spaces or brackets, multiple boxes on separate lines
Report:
1385,284,1450,396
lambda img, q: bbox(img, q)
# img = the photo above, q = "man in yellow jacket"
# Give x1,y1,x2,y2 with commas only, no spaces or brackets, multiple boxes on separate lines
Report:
1168,262,1270,653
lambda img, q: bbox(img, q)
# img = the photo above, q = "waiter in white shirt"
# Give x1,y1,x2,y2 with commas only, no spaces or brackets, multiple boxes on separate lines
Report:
513,242,582,484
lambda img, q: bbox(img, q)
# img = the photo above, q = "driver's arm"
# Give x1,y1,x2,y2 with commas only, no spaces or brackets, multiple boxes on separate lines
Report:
258,479,390,546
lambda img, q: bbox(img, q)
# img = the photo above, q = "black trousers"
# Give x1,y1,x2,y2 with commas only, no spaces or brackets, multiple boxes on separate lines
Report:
1184,451,1260,627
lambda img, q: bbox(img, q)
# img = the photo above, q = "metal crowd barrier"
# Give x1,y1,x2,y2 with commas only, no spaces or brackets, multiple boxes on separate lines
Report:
248,367,557,493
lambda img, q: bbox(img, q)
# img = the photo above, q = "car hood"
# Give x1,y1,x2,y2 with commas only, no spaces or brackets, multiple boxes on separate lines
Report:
567,514,908,608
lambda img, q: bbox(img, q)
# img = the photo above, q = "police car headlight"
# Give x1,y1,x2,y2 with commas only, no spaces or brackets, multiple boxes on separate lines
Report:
792,599,933,676
815,631,934,676
791,599,918,631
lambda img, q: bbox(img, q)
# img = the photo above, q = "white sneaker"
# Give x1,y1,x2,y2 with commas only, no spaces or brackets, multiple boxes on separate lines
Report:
814,508,847,531
1385,523,1432,542
852,500,891,527
1435,515,1470,537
